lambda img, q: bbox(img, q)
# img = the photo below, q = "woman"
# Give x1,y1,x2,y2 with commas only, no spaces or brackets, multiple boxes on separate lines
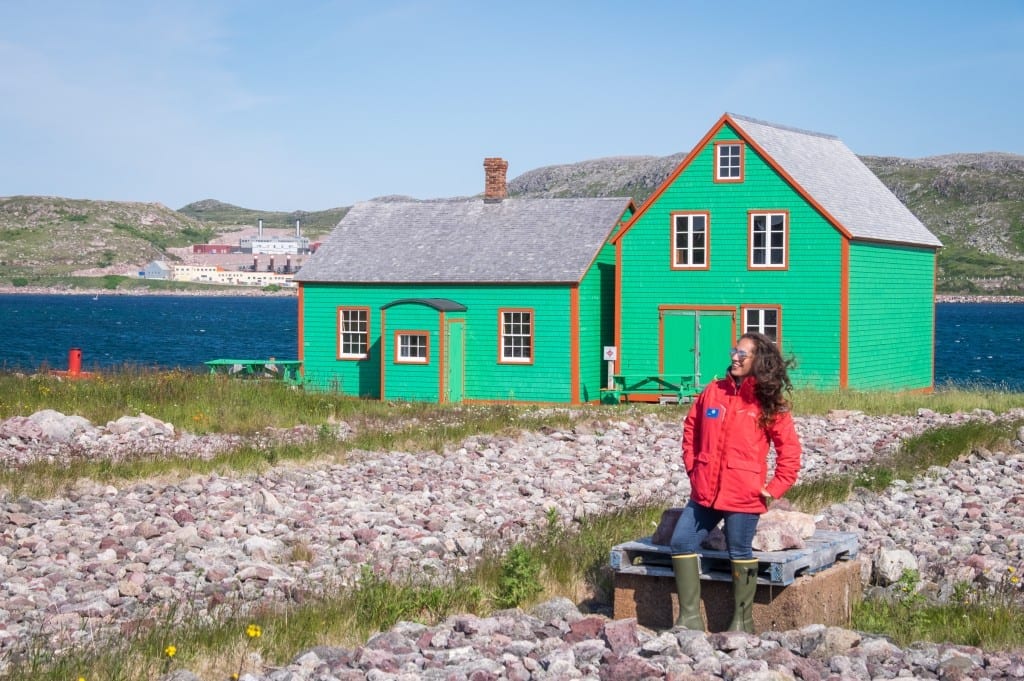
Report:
669,332,802,633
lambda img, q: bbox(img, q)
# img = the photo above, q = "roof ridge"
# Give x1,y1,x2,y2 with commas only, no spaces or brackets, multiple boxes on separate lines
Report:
728,112,839,141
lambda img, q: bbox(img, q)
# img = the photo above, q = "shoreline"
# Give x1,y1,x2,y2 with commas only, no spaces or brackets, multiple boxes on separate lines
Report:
0,287,1019,303
935,293,1024,303
0,284,297,297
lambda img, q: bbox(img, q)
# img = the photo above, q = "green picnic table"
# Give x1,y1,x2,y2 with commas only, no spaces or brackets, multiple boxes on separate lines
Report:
600,373,697,404
204,359,303,385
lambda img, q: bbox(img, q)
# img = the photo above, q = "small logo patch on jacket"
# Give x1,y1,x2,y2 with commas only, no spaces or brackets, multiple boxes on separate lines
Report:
705,407,721,418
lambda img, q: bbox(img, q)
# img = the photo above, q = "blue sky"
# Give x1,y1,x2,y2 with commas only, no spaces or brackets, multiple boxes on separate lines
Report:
1,1,1021,211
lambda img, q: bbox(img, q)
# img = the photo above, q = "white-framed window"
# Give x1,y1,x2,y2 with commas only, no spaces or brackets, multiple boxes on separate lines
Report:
749,211,788,268
338,307,369,359
742,306,781,343
672,212,709,269
499,309,533,364
715,141,744,182
395,332,429,364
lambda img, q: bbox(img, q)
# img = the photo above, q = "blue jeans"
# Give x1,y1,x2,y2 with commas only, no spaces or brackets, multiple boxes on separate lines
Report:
668,500,760,559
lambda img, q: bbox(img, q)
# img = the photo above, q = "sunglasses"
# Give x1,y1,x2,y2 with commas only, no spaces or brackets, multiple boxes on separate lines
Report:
730,348,753,361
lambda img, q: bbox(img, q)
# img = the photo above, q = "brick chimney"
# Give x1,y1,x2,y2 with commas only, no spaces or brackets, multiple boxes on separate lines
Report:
483,157,508,203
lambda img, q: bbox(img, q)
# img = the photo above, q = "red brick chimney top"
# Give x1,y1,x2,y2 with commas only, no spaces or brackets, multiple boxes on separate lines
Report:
483,157,508,203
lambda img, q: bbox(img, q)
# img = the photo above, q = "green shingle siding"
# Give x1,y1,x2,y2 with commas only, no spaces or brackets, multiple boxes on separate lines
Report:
301,283,576,402
381,304,440,402
618,125,844,389
847,243,935,390
577,244,616,402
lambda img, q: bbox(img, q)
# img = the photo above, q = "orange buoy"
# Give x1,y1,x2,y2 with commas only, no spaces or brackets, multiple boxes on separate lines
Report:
68,348,82,376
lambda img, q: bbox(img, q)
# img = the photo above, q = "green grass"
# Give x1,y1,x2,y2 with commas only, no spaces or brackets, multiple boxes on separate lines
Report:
851,569,1024,649
792,385,1024,415
1,373,1024,678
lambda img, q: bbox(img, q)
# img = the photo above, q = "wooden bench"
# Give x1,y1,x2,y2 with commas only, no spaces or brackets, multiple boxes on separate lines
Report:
204,359,303,386
600,374,697,404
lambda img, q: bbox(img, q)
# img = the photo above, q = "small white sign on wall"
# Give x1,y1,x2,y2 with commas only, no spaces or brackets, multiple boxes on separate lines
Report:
603,346,617,390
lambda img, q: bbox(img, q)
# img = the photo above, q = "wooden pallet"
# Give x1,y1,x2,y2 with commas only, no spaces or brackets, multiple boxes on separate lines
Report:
609,530,858,586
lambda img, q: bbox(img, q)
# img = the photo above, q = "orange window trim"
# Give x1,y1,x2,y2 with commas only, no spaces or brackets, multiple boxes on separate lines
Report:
747,209,791,271
497,307,535,365
670,211,711,270
740,304,783,347
393,329,430,365
337,305,371,361
714,140,745,183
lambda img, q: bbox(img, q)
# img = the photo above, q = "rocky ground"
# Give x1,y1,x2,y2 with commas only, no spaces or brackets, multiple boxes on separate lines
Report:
2,407,1024,679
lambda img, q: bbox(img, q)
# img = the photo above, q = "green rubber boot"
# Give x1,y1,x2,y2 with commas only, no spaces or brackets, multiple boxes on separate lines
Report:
726,558,759,633
671,553,705,630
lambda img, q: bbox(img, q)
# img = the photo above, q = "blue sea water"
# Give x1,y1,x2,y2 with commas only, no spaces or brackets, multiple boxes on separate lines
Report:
0,293,297,373
934,302,1023,391
0,295,1018,391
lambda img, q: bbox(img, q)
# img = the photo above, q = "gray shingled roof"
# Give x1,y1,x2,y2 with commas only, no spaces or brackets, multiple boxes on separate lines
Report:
729,113,942,247
294,197,632,284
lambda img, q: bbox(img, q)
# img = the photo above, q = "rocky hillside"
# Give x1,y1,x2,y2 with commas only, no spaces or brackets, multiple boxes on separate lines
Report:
1,151,1022,293
0,196,212,278
509,151,1024,295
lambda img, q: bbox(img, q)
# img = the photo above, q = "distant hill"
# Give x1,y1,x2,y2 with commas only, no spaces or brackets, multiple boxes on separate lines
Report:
508,151,1024,295
0,196,213,278
177,199,348,235
1,151,1022,294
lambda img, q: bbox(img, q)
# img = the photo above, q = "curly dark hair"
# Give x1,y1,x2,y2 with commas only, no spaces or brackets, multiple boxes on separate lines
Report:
739,332,795,427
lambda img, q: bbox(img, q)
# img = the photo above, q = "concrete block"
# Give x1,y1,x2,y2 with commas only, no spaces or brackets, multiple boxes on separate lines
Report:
613,558,864,632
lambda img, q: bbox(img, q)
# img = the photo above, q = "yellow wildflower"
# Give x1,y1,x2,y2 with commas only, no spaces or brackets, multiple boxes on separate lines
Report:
246,624,262,638
164,644,177,658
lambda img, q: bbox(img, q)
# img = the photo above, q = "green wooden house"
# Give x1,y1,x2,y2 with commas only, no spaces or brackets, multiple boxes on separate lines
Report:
294,158,635,403
610,113,943,394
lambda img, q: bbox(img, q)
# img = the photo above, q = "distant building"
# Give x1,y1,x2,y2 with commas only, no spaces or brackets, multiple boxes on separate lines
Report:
172,264,295,287
172,265,221,283
239,218,313,254
141,261,172,280
239,236,310,255
192,244,234,254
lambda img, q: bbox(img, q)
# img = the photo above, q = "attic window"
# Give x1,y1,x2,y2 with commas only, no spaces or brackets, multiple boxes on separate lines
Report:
715,141,744,183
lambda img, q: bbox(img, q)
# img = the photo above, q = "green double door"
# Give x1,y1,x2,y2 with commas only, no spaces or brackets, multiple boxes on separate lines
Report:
662,309,734,390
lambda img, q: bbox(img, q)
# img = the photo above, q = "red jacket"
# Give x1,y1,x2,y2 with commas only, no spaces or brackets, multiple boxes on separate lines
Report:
683,376,802,513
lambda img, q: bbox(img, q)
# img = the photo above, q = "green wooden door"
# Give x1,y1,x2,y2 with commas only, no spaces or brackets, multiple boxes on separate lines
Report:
445,319,465,403
663,309,734,388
